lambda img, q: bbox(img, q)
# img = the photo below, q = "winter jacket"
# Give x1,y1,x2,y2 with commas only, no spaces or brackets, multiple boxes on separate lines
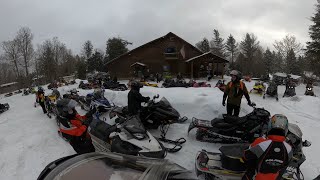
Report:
223,80,250,106
242,135,293,180
128,89,149,115
58,113,88,140
36,91,45,103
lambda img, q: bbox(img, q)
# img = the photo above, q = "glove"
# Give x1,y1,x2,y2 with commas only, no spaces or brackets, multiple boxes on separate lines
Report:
83,117,93,127
222,101,226,106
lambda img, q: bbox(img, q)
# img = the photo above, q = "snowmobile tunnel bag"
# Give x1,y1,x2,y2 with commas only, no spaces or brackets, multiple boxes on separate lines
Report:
219,144,249,171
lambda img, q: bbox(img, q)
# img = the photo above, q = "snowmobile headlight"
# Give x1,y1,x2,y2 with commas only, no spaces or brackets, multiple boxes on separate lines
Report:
307,88,312,91
133,133,146,140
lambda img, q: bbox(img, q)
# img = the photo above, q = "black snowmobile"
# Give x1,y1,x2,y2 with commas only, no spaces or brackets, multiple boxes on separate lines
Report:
63,88,80,101
103,81,128,91
188,104,271,143
263,81,279,101
194,123,311,180
0,103,10,113
78,81,92,89
283,82,296,97
22,88,32,96
88,108,166,159
115,95,188,130
162,78,190,88
305,83,316,96
45,94,58,118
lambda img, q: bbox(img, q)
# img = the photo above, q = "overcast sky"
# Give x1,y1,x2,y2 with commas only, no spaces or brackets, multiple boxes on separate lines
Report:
0,0,316,54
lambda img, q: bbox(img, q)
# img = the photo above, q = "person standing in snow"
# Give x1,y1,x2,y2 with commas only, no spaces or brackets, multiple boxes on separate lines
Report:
241,114,292,180
222,70,252,116
57,99,96,154
36,87,47,114
128,81,150,115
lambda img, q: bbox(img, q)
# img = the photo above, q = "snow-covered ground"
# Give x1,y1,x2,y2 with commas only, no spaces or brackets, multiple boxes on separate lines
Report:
0,78,320,179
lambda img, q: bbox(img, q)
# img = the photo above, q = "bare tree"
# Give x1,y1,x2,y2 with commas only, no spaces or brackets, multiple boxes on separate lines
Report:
2,39,21,77
274,34,303,58
82,40,93,60
16,27,34,76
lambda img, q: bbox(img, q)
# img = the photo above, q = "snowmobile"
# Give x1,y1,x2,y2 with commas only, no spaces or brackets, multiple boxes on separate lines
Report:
78,81,92,89
14,89,22,94
22,88,32,96
103,81,128,91
263,81,279,101
189,80,211,88
305,83,316,96
88,108,166,159
250,81,266,95
283,83,296,97
63,88,80,101
0,103,10,113
45,94,59,118
162,78,190,88
5,92,13,97
114,95,188,130
194,123,311,180
215,80,226,92
140,81,159,87
188,104,271,143
78,92,114,112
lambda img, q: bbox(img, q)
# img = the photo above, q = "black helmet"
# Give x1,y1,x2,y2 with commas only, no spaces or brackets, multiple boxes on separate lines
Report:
130,81,143,90
57,99,78,117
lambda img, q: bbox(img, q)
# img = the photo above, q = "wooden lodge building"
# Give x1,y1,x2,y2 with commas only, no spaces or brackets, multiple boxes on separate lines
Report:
106,32,228,79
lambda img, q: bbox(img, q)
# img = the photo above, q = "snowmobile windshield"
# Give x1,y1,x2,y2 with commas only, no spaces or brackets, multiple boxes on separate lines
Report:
288,123,302,139
39,152,194,180
159,97,172,108
123,116,146,134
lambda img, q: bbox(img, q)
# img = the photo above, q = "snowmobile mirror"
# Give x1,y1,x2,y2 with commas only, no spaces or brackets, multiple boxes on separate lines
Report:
302,140,311,147
154,94,160,99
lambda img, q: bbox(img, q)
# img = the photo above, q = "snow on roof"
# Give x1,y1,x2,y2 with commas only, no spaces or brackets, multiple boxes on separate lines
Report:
185,51,211,62
274,72,287,77
0,82,18,87
130,62,147,67
289,74,302,79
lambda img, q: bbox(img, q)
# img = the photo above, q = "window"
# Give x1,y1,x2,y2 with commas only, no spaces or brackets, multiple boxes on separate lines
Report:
164,47,178,59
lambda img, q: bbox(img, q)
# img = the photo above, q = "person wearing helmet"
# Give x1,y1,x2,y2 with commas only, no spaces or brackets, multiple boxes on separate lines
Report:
128,81,150,115
36,86,47,114
223,70,251,116
56,99,96,154
52,88,61,99
242,114,293,180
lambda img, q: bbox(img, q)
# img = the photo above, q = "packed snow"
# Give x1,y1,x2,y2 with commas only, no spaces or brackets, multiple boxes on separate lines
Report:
0,78,320,179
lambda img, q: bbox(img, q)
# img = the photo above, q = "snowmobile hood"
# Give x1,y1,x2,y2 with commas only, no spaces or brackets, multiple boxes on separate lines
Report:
38,152,196,180
159,97,172,108
288,123,302,139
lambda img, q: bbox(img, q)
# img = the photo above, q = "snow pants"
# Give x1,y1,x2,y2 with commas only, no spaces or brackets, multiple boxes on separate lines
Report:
39,101,47,114
227,103,240,117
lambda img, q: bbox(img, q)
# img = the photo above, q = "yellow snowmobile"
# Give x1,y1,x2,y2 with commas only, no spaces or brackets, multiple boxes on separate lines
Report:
250,81,266,95
141,81,159,87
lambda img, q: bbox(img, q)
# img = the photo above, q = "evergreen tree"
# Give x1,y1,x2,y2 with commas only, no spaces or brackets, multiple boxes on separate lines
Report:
82,40,93,60
87,50,104,72
306,0,320,75
273,51,284,73
210,29,225,57
286,49,296,74
240,33,260,74
225,34,238,68
195,38,210,52
263,48,274,74
105,37,132,61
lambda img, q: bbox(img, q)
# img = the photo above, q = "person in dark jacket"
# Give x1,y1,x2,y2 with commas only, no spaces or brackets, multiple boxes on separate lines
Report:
36,87,47,114
223,70,252,116
128,81,150,115
57,99,96,154
242,114,292,180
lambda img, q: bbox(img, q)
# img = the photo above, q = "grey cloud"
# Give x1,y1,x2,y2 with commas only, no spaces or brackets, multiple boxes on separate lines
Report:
0,0,316,54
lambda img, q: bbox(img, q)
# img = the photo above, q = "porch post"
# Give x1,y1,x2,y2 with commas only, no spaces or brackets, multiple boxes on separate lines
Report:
191,61,194,79
221,63,224,79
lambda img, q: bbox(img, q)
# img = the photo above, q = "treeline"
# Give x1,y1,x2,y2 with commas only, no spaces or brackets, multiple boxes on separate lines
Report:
196,31,306,77
0,27,131,86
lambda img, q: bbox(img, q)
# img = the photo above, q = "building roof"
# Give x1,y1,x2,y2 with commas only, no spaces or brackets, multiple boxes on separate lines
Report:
274,72,287,77
0,82,18,88
289,74,302,80
130,62,147,67
185,51,228,63
106,32,204,65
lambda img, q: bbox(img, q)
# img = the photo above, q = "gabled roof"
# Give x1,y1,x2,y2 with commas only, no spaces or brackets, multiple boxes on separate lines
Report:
130,62,147,67
106,32,203,65
185,51,228,63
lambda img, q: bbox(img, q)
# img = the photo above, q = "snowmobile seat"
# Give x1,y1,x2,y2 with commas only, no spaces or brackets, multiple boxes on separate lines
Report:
219,144,249,171
223,115,247,124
